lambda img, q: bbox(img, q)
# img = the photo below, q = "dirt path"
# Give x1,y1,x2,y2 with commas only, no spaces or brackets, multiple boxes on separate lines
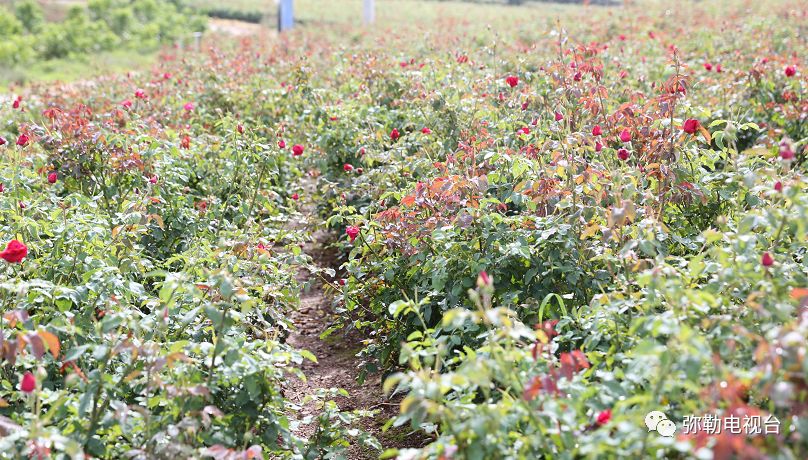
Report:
283,174,417,459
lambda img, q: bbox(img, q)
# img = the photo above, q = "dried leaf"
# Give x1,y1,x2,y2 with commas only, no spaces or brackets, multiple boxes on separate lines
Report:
38,330,60,359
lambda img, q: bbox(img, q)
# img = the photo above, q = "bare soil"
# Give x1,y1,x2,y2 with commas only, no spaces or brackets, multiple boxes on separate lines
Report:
283,174,425,459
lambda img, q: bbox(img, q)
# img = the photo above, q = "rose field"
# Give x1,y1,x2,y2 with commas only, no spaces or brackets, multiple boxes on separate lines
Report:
0,0,806,459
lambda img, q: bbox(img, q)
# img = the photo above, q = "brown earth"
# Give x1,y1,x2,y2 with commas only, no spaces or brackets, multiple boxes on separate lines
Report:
283,174,427,459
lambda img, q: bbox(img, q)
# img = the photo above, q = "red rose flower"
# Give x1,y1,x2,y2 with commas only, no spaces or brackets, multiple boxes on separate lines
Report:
618,148,630,161
619,129,631,143
278,140,286,149
0,136,6,146
291,193,299,200
592,125,602,136
346,226,360,242
183,102,194,111
761,252,774,267
1,240,28,263
292,144,304,156
180,136,191,149
343,163,354,172
121,100,132,109
390,128,400,141
13,99,21,109
421,127,432,134
135,89,146,99
703,62,712,71
785,66,796,77
505,75,519,88
20,372,36,393
554,111,564,122
47,172,57,184
338,278,347,286
16,134,29,147
595,141,603,152
596,409,612,426
682,119,700,134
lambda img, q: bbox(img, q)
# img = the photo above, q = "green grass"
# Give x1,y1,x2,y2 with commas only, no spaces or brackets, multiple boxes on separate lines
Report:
0,48,157,92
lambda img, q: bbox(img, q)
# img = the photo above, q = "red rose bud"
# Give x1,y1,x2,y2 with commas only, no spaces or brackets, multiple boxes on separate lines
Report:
135,89,146,99
390,128,400,140
618,148,630,161
682,119,700,134
785,66,796,77
237,124,244,134
278,140,286,149
477,270,492,288
291,193,299,200
421,127,432,134
292,144,304,156
1,240,28,263
0,136,6,146
13,99,21,109
0,183,4,192
121,100,132,108
183,102,195,111
16,134,29,147
780,143,795,160
20,372,36,393
761,252,774,267
554,111,564,122
346,226,360,242
47,172,57,184
595,141,603,152
619,129,631,143
592,125,602,136
716,64,723,73
339,278,347,286
703,62,713,71
774,181,783,192
505,75,519,88
596,409,612,426
343,163,354,172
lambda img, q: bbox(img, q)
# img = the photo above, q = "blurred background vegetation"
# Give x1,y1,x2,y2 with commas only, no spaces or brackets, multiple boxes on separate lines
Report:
0,0,613,88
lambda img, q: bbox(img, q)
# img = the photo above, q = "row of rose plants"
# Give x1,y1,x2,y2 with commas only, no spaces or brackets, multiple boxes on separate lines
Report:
0,41,378,458
311,1,806,458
